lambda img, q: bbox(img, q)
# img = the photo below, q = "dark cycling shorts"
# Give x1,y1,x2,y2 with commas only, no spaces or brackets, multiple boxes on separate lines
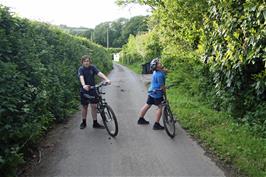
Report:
146,95,163,106
80,90,99,105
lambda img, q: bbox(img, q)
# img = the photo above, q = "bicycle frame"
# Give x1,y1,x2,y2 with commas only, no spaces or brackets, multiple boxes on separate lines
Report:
83,83,109,113
161,92,168,107
90,82,118,137
91,83,109,115
162,85,176,138
152,85,172,107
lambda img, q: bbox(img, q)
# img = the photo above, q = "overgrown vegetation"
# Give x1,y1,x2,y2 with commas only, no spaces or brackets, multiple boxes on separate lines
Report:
117,0,266,176
107,47,122,54
203,0,266,129
167,77,266,177
65,16,149,48
120,30,162,64
0,5,112,176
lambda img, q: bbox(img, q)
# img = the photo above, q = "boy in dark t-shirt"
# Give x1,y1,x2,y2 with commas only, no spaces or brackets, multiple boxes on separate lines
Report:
78,55,111,129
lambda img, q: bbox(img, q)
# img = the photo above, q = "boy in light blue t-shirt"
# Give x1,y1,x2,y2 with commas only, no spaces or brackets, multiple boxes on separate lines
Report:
137,58,168,130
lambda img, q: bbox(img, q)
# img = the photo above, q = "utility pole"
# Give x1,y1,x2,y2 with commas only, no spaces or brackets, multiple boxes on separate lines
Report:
107,26,109,48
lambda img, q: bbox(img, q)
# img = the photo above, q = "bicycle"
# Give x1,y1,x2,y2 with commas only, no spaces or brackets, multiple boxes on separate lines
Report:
161,84,177,138
152,84,176,138
83,82,118,137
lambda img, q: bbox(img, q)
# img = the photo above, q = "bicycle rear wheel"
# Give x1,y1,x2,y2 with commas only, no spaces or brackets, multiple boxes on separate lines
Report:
163,105,176,138
100,105,118,137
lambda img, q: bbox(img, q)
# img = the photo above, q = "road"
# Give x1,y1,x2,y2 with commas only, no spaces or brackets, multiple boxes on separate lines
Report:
24,63,225,177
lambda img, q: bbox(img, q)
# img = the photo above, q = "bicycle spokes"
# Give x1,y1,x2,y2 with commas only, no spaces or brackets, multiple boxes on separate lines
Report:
105,110,115,129
163,105,176,138
101,105,118,137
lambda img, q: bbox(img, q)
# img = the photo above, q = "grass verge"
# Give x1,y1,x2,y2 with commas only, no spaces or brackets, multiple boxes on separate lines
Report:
167,87,266,177
126,64,266,177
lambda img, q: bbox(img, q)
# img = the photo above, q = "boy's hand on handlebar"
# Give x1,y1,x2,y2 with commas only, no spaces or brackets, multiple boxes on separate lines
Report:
160,86,166,92
105,79,111,85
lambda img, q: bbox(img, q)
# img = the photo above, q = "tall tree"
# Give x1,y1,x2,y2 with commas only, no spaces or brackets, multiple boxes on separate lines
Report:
121,16,149,44
67,15,148,48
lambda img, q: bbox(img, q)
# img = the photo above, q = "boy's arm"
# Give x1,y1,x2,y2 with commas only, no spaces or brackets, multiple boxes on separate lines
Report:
97,72,111,84
79,75,85,86
157,75,166,92
161,66,169,73
79,75,90,91
78,67,89,91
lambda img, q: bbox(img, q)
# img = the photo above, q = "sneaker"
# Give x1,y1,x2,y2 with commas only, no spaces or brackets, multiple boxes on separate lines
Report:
137,117,149,124
153,122,164,130
80,122,87,129
93,122,105,129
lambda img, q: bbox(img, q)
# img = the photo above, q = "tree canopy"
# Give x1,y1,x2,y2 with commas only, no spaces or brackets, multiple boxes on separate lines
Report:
65,16,149,48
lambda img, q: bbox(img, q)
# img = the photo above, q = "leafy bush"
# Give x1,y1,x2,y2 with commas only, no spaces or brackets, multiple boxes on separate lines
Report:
118,0,265,175
203,0,266,126
120,31,162,65
119,0,266,132
0,5,112,176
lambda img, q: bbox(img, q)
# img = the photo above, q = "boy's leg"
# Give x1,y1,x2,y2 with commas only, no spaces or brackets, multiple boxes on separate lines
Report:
82,105,88,120
138,103,151,124
91,103,104,129
153,100,164,130
80,105,88,129
80,92,89,129
155,104,163,123
90,103,97,121
139,103,151,118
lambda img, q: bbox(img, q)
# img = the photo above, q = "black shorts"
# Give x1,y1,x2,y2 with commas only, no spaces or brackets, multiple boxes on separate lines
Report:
146,95,163,106
80,90,99,105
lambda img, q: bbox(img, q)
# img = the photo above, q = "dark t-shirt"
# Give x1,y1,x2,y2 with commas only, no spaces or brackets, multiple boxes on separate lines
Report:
78,65,99,92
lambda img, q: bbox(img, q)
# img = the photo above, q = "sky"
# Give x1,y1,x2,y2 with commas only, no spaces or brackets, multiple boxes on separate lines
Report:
0,0,151,28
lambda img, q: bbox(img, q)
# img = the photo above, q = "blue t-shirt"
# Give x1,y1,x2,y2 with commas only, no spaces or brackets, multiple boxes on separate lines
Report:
78,65,99,92
148,70,166,98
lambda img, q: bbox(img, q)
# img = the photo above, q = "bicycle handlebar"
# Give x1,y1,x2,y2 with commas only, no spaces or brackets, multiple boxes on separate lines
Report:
83,82,110,99
90,82,110,90
149,83,177,93
165,84,177,89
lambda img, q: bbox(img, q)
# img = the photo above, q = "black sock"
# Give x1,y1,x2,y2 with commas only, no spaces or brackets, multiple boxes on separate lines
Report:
82,119,86,123
93,120,97,124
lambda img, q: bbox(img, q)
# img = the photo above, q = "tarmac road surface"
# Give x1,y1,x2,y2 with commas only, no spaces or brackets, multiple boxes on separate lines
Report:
24,63,225,177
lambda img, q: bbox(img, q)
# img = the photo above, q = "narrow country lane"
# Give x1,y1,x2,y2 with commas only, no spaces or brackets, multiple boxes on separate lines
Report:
23,63,225,177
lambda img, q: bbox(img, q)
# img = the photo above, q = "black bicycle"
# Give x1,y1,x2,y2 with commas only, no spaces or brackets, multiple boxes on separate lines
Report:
151,84,177,138
161,85,176,138
84,82,118,137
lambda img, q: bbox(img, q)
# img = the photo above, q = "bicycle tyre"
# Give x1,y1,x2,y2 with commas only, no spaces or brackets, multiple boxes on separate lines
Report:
100,105,118,137
163,105,176,138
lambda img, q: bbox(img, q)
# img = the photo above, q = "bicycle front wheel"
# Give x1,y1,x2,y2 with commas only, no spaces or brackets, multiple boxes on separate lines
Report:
100,105,118,137
163,105,176,138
